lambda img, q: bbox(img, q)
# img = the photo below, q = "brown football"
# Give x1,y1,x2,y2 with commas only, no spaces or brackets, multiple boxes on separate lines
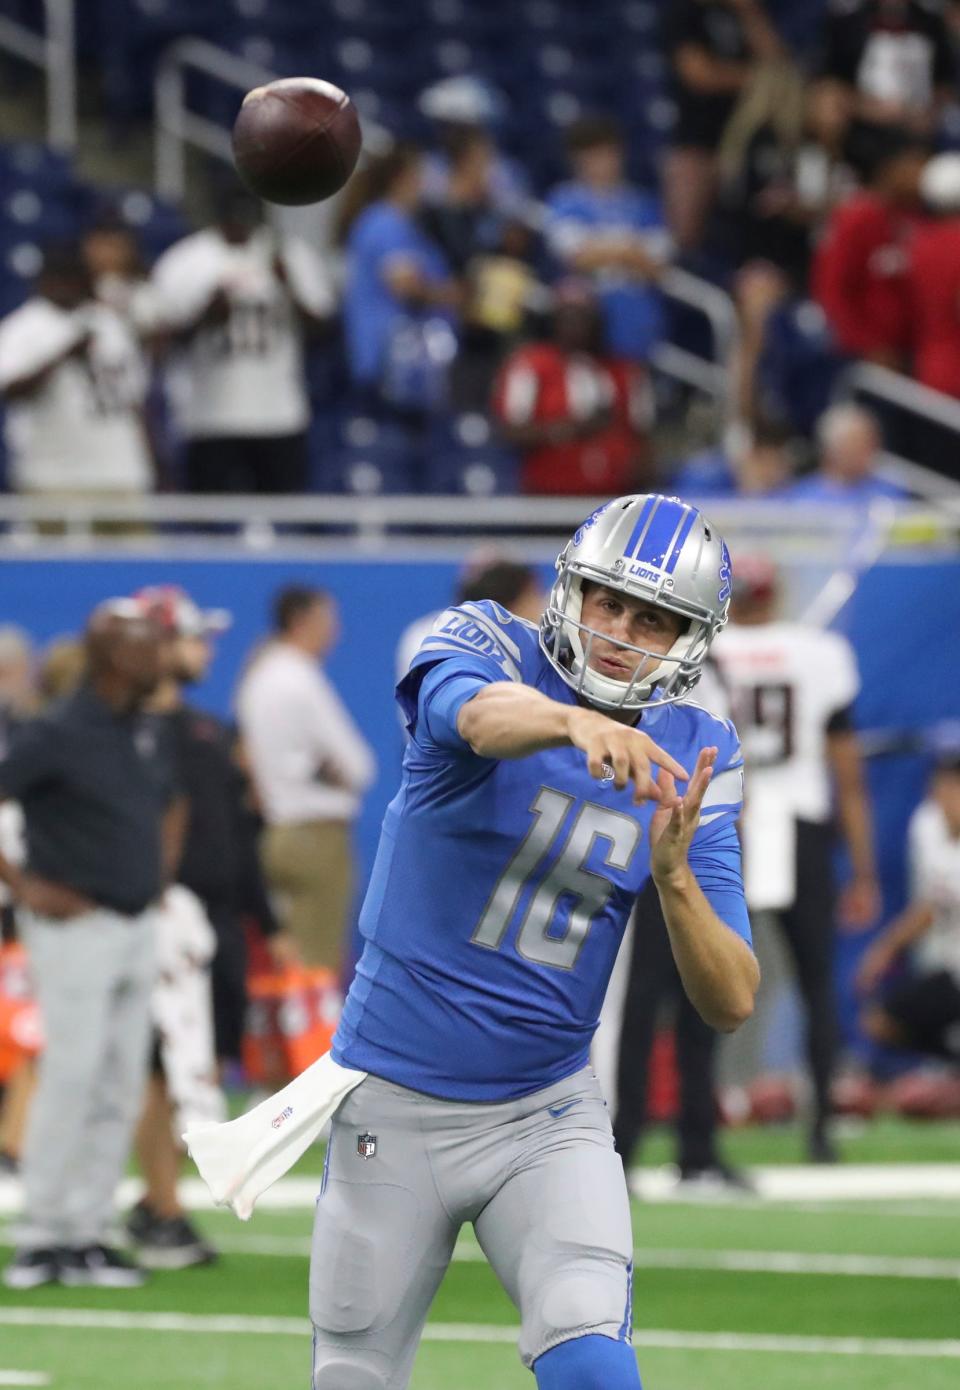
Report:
231,77,362,206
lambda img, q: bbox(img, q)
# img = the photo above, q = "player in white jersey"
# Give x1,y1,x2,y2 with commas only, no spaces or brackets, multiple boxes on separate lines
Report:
857,757,960,1061
711,555,880,1161
0,243,152,501
151,185,334,494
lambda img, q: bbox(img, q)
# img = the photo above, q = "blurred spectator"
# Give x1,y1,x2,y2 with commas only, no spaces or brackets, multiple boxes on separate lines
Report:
236,586,375,973
82,213,160,339
672,416,796,498
812,132,929,369
910,153,960,398
544,115,669,363
151,185,333,494
37,636,86,705
714,63,856,284
713,555,880,1161
0,603,178,1289
814,0,955,163
788,403,910,502
126,586,291,1271
396,556,547,687
0,242,153,504
0,629,37,745
857,754,960,1063
419,128,502,276
452,215,548,412
337,144,462,418
494,280,655,495
662,0,785,254
418,75,532,216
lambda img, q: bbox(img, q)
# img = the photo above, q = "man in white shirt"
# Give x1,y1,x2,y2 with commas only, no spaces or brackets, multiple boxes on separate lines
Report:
0,243,152,504
712,555,880,1161
151,186,334,495
857,756,960,1062
236,585,375,971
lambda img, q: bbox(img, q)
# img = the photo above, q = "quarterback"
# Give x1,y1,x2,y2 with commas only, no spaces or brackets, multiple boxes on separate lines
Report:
317,494,759,1389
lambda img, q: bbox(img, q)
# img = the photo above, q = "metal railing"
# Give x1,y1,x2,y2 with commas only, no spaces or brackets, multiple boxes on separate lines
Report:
845,360,960,437
0,494,953,553
0,0,76,151
154,38,278,203
655,266,739,398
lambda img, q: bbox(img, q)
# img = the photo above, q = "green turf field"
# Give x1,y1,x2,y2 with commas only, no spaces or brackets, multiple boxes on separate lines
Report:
2,1119,959,1389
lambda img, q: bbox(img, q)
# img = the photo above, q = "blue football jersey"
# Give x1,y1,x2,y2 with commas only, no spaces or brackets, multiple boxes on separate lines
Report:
333,601,750,1101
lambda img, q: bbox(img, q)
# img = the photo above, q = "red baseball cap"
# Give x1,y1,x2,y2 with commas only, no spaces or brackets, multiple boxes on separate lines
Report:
133,585,231,638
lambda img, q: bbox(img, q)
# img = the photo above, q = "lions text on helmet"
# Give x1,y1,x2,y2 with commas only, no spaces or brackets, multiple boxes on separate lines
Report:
540,494,731,712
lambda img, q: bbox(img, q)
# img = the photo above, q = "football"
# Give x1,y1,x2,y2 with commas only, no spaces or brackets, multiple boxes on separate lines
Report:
231,77,362,206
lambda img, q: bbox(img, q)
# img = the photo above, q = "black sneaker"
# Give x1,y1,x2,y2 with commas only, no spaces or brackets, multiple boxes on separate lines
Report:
124,1198,156,1245
677,1162,757,1196
808,1125,840,1164
58,1244,147,1287
2,1247,60,1289
0,1150,19,1176
127,1204,217,1270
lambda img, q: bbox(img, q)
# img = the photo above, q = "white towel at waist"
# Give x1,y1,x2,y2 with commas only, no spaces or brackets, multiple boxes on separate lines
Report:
183,1050,367,1220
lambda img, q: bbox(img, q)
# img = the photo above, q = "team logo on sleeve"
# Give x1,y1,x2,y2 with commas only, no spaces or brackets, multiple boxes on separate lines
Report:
718,541,732,604
357,1133,377,1160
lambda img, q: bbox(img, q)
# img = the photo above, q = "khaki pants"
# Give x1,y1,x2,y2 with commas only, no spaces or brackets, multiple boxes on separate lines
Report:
262,820,354,971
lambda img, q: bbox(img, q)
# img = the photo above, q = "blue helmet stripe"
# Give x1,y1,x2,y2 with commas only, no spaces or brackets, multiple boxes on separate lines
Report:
664,506,697,574
630,497,689,567
622,495,656,561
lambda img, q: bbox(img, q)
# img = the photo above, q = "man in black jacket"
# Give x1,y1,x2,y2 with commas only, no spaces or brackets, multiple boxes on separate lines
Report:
0,602,176,1289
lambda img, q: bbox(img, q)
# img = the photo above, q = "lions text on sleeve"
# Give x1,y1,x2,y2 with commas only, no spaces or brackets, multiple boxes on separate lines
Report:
333,601,750,1100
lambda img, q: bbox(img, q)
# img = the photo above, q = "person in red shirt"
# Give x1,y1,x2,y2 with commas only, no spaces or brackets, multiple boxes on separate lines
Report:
812,133,929,368
910,153,960,398
493,281,654,495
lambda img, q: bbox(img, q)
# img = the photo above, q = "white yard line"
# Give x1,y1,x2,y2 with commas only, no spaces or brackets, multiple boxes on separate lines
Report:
0,1309,958,1360
3,1164,959,1217
206,1234,960,1281
0,1375,50,1386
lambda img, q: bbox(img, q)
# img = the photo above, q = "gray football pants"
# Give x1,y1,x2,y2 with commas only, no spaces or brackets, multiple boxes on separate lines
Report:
17,907,155,1249
310,1066,634,1389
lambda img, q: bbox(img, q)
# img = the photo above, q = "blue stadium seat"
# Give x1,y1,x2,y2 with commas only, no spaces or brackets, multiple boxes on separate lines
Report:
424,414,519,495
314,415,422,494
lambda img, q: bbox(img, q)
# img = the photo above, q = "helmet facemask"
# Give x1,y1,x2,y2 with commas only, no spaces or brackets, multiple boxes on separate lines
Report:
539,494,731,712
542,568,711,712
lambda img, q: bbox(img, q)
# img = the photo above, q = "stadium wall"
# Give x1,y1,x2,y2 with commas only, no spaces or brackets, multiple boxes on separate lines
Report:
2,552,956,993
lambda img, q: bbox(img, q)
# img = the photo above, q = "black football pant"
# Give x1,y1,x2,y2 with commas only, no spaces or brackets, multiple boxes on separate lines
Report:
771,820,837,1129
613,879,720,1170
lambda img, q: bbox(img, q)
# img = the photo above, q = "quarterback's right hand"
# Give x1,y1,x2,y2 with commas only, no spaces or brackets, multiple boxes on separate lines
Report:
566,707,689,804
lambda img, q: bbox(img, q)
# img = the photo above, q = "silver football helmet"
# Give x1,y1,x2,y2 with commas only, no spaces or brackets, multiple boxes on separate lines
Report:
539,494,732,711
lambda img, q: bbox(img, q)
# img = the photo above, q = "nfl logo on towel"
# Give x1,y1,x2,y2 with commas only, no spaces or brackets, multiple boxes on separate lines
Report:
357,1132,377,1159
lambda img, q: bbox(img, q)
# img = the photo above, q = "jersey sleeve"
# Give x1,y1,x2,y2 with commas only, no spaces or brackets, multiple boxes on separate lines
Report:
396,600,538,746
687,717,752,946
822,631,860,716
0,717,60,799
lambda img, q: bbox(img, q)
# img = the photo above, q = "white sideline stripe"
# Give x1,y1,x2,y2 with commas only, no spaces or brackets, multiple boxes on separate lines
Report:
209,1235,960,1281
1,1309,959,1360
629,1163,960,1203
3,1165,960,1218
0,1376,50,1387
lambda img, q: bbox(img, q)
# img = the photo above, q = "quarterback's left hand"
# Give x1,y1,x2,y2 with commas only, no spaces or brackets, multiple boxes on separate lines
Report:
649,746,717,885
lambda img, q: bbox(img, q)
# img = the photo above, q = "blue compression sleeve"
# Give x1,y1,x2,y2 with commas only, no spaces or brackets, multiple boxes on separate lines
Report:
418,665,491,750
534,1335,642,1390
